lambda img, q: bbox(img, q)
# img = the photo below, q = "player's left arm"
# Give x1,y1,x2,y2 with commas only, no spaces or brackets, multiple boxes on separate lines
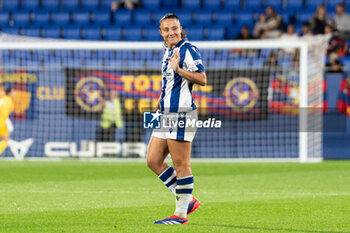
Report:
168,50,207,86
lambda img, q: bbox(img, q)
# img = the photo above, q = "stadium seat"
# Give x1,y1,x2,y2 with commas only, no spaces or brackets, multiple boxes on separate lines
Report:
222,0,241,9
153,10,170,24
133,10,152,26
32,11,51,26
185,26,204,41
62,26,82,39
161,0,180,9
61,0,81,10
326,0,344,11
52,12,71,25
41,0,60,10
305,0,325,10
21,27,41,37
285,0,304,10
144,27,162,41
214,10,234,26
174,10,193,26
72,11,91,26
182,0,201,9
103,26,122,40
101,0,115,9
244,0,262,10
142,0,160,9
123,27,143,41
193,10,213,25
0,12,10,26
1,26,19,35
263,0,283,9
297,10,314,23
83,26,102,40
12,11,31,26
113,10,132,25
21,0,40,10
235,12,254,27
203,0,221,9
84,58,104,68
206,26,225,40
42,26,61,38
81,0,101,10
2,0,19,10
92,11,111,25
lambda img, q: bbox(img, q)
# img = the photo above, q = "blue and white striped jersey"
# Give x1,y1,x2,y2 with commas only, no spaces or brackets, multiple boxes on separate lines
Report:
160,39,205,113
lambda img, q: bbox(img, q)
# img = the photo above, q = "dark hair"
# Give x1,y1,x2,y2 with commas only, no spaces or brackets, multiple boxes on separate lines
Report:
336,3,345,8
4,87,12,95
159,13,187,39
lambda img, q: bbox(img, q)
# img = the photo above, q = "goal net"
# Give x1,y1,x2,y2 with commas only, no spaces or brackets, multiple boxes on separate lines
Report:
0,34,328,162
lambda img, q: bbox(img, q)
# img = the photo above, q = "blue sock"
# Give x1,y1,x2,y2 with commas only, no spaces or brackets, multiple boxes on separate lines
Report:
158,166,177,195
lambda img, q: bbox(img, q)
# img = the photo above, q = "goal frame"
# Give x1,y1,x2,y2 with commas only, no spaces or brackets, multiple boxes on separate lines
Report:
0,40,321,163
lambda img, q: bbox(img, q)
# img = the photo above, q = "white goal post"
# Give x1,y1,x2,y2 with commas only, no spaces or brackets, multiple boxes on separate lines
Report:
0,36,328,162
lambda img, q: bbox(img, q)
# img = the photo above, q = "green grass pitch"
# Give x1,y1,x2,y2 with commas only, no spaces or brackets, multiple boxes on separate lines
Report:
0,161,350,233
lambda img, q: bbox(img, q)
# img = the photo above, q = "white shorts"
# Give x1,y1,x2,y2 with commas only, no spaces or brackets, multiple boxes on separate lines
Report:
151,109,198,142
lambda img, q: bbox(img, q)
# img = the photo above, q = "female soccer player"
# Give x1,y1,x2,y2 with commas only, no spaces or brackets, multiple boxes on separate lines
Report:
147,13,207,225
0,87,14,155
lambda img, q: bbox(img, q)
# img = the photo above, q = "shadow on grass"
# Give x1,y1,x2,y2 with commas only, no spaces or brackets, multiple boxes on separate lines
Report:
190,224,346,233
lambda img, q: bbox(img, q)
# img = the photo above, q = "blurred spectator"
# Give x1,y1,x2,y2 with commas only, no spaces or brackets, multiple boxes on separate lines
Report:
263,51,282,72
280,24,298,53
334,3,350,39
325,25,349,57
310,5,334,34
300,22,313,37
325,52,344,73
96,90,123,142
236,25,255,40
254,14,269,38
111,0,139,11
265,6,283,38
280,24,298,40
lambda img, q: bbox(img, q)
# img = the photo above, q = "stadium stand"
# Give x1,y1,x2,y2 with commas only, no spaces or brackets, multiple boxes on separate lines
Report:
81,0,101,10
1,0,19,10
285,0,304,10
133,10,152,26
203,0,221,9
113,9,132,25
32,11,51,26
182,0,201,9
123,26,143,41
61,0,80,10
72,11,91,26
223,0,241,9
22,0,40,10
41,0,60,10
193,10,213,25
142,0,161,9
12,11,31,26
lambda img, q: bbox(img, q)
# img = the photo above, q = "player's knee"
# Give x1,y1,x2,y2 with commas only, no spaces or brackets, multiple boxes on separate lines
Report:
146,156,162,171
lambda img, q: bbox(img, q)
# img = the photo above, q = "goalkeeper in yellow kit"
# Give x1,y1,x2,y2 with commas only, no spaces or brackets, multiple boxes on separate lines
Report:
0,87,14,155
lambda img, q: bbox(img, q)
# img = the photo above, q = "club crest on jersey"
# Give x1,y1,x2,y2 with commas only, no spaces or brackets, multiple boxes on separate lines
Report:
74,77,106,112
224,77,259,112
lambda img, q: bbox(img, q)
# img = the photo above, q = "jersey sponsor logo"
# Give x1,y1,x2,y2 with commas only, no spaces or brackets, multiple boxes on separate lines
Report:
224,77,259,112
8,138,34,160
74,77,107,112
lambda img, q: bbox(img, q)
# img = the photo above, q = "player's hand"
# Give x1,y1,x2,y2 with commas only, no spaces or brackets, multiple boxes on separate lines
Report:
168,49,180,73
